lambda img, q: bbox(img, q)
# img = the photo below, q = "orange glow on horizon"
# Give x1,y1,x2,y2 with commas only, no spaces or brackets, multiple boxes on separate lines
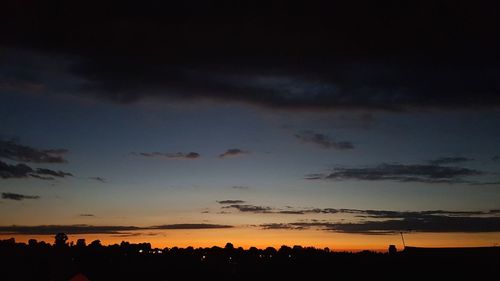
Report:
2,228,499,252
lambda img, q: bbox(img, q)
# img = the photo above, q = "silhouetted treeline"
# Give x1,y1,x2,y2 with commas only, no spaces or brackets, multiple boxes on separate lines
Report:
0,236,498,281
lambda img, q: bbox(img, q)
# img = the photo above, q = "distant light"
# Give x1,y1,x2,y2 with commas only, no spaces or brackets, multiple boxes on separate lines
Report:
158,250,162,254
139,249,143,253
288,254,292,258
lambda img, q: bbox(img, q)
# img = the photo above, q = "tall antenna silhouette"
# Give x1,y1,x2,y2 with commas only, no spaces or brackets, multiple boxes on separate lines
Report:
400,232,406,248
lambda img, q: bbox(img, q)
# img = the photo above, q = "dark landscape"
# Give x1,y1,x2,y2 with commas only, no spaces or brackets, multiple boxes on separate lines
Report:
1,236,499,281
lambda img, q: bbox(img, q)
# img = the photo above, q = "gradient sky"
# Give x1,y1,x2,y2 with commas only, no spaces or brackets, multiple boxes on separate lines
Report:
1,1,500,250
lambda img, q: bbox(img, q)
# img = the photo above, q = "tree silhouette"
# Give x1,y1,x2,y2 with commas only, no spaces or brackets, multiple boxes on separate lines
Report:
54,233,68,247
76,238,86,247
1,237,499,280
28,239,38,247
224,242,234,250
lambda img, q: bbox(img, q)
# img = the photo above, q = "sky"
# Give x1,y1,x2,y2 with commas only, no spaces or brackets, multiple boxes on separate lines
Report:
1,1,500,250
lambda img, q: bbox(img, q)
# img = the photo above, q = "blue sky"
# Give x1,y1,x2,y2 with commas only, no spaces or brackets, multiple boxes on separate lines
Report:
2,91,500,229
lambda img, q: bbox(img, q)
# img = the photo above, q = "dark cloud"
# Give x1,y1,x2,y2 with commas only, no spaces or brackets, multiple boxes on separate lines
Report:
224,203,500,221
276,208,333,215
277,210,308,215
151,224,233,230
221,203,334,215
0,139,67,163
131,152,200,160
0,160,33,179
2,192,40,201
0,225,140,235
334,216,500,234
320,208,340,214
261,222,332,230
260,223,301,230
0,223,233,235
294,131,354,150
419,210,486,216
223,204,272,213
110,233,142,238
260,209,500,234
347,209,492,219
428,157,473,165
183,152,200,159
89,176,106,183
308,163,483,184
217,200,246,204
1,159,73,180
1,2,500,111
261,223,309,230
493,156,500,162
29,174,56,180
352,208,495,218
35,168,72,178
218,149,248,159
220,202,348,215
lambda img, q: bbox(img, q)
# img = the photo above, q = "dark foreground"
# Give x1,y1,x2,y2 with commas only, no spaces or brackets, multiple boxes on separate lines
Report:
1,238,499,281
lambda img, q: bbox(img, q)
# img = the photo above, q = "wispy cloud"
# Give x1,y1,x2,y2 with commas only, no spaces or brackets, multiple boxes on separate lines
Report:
0,225,140,235
0,160,33,179
2,192,40,201
276,210,310,215
261,223,304,230
220,202,337,215
307,163,483,184
259,209,500,234
294,131,354,150
219,149,249,159
0,160,73,180
217,200,246,204
89,176,107,183
0,223,233,235
150,224,233,229
78,214,95,217
223,204,272,213
35,168,72,178
0,139,68,163
222,202,500,222
131,151,200,160
304,174,324,180
110,233,143,237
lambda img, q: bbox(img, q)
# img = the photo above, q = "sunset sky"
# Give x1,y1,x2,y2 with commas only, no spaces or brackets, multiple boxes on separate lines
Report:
1,1,500,250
